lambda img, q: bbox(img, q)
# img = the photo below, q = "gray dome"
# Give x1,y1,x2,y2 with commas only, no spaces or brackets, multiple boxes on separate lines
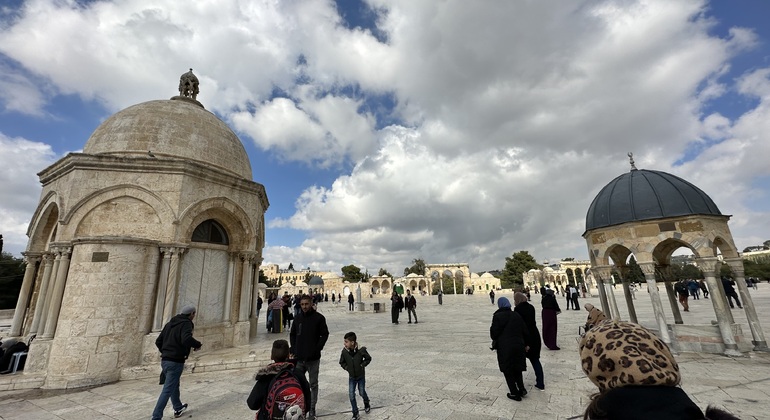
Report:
585,169,722,231
84,99,252,179
308,276,324,286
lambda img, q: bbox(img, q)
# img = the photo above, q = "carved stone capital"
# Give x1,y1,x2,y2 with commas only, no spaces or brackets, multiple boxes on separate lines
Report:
591,265,612,280
21,251,43,264
160,245,187,257
722,257,745,276
239,251,257,263
696,257,720,274
638,262,657,276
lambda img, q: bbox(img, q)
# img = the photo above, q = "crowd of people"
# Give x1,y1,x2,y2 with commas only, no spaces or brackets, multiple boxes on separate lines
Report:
149,278,749,419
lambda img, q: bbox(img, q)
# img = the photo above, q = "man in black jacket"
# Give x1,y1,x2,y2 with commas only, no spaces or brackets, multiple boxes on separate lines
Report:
151,305,202,420
289,295,329,420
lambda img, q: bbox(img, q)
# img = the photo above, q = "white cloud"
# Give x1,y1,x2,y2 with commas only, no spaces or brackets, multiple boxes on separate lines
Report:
0,134,59,255
1,0,769,273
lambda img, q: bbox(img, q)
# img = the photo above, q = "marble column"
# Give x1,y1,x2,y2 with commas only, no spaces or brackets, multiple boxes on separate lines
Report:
239,252,256,322
724,258,768,351
152,248,173,331
224,253,235,321
42,244,72,338
605,280,620,320
162,247,186,323
10,252,41,337
591,266,611,316
712,260,735,324
37,251,62,334
658,266,683,324
620,280,638,323
29,253,54,335
639,262,671,345
250,257,263,321
698,257,741,356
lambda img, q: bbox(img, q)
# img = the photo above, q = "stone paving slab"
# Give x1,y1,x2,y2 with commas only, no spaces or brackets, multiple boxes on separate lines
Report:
2,285,770,419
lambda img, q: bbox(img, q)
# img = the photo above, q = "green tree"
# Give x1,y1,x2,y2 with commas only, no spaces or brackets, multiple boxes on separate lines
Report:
287,262,295,271
378,267,392,277
403,258,426,276
0,253,26,309
500,251,541,289
341,264,364,282
621,256,645,283
431,274,458,294
744,259,770,280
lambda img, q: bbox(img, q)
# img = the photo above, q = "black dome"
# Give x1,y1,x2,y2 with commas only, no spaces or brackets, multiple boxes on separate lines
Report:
585,169,722,231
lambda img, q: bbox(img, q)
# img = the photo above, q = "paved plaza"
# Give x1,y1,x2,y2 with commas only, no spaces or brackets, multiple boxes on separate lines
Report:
2,285,770,419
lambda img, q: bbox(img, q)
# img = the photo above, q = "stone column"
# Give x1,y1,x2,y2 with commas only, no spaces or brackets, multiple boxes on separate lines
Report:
639,262,672,345
658,266,683,324
239,252,256,322
591,266,611,316
152,247,173,331
42,244,72,338
724,258,768,351
698,257,741,356
617,267,637,323
162,247,186,323
224,253,235,321
29,253,54,335
250,257,263,321
605,279,620,320
37,250,62,334
10,252,41,337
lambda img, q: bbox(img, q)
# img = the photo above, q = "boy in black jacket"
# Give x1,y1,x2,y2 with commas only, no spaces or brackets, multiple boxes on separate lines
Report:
339,332,372,420
247,339,311,420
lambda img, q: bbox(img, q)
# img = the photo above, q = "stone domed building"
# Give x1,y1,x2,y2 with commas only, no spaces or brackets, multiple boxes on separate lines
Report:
9,70,269,388
583,156,766,354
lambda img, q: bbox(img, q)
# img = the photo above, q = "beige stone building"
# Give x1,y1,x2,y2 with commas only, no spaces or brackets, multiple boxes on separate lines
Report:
8,71,268,388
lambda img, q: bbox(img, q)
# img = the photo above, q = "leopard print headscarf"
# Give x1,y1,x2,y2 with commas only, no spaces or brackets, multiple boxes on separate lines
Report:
579,320,680,392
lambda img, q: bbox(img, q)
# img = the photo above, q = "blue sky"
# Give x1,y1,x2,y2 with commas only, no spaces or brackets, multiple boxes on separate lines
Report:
1,0,770,274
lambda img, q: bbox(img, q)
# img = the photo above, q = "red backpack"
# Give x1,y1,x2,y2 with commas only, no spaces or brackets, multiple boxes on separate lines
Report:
263,365,305,419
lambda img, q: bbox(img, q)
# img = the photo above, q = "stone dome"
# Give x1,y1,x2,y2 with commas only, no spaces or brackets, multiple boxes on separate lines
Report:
586,169,722,231
308,276,324,286
84,98,252,179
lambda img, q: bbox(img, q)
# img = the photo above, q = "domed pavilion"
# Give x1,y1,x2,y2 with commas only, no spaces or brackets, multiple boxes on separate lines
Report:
9,70,269,388
583,155,766,355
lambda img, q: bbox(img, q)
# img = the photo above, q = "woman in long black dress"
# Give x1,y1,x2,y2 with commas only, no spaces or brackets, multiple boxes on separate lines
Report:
513,292,544,390
541,288,561,350
490,297,528,401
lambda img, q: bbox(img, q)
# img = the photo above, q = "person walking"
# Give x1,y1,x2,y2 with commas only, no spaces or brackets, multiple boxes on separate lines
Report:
437,289,443,305
247,339,311,420
675,280,690,312
348,292,355,311
151,305,202,420
513,292,544,391
255,294,263,319
569,285,580,310
540,289,561,350
687,279,700,300
699,279,709,299
405,290,418,324
339,332,372,420
721,277,742,309
390,291,401,324
489,289,495,304
289,295,330,420
490,297,528,401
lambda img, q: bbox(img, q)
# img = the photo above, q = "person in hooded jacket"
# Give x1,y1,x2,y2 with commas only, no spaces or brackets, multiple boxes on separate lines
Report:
579,320,739,420
490,297,529,401
513,292,544,390
541,289,561,350
151,305,202,420
247,339,311,420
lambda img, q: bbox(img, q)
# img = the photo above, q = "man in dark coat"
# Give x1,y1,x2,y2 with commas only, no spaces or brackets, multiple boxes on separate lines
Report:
513,292,544,390
721,277,742,309
152,305,202,420
289,295,329,420
348,292,355,311
490,297,528,401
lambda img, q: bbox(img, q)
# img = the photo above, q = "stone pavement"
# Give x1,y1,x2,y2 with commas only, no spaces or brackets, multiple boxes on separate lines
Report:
2,285,770,419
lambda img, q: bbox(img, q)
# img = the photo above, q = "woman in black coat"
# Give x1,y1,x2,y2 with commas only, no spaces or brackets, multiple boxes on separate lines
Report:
490,296,528,401
541,288,561,350
513,292,544,390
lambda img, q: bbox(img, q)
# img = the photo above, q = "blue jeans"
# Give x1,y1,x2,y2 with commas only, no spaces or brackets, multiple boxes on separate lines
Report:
295,359,320,413
528,356,544,388
152,360,185,420
348,377,369,416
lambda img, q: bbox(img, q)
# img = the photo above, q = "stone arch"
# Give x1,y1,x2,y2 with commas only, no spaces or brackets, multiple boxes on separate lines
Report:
381,279,390,294
63,184,176,229
177,197,254,250
75,195,162,238
653,238,698,265
371,280,380,294
26,195,60,252
712,235,739,259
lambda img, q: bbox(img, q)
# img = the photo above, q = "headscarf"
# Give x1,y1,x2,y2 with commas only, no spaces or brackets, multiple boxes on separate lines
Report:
513,292,528,306
497,296,511,309
579,320,680,392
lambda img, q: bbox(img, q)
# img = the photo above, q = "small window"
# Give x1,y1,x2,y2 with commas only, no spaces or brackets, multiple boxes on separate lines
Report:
192,220,229,245
658,222,676,232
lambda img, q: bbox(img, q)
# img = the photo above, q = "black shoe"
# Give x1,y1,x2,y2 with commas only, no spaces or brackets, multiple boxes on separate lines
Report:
364,404,371,414
506,393,522,401
519,388,527,397
408,321,412,324
535,384,545,391
174,403,188,418
415,321,418,324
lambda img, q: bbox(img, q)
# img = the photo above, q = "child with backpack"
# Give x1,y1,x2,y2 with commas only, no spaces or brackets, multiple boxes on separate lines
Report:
339,332,372,420
247,339,311,420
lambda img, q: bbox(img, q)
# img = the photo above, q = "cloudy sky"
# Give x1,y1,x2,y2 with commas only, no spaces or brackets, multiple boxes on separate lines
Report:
1,0,769,274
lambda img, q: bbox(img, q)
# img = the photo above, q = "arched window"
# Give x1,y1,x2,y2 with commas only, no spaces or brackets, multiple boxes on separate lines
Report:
191,219,229,245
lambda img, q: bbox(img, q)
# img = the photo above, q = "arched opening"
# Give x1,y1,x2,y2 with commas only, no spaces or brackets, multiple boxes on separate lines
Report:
192,219,229,244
